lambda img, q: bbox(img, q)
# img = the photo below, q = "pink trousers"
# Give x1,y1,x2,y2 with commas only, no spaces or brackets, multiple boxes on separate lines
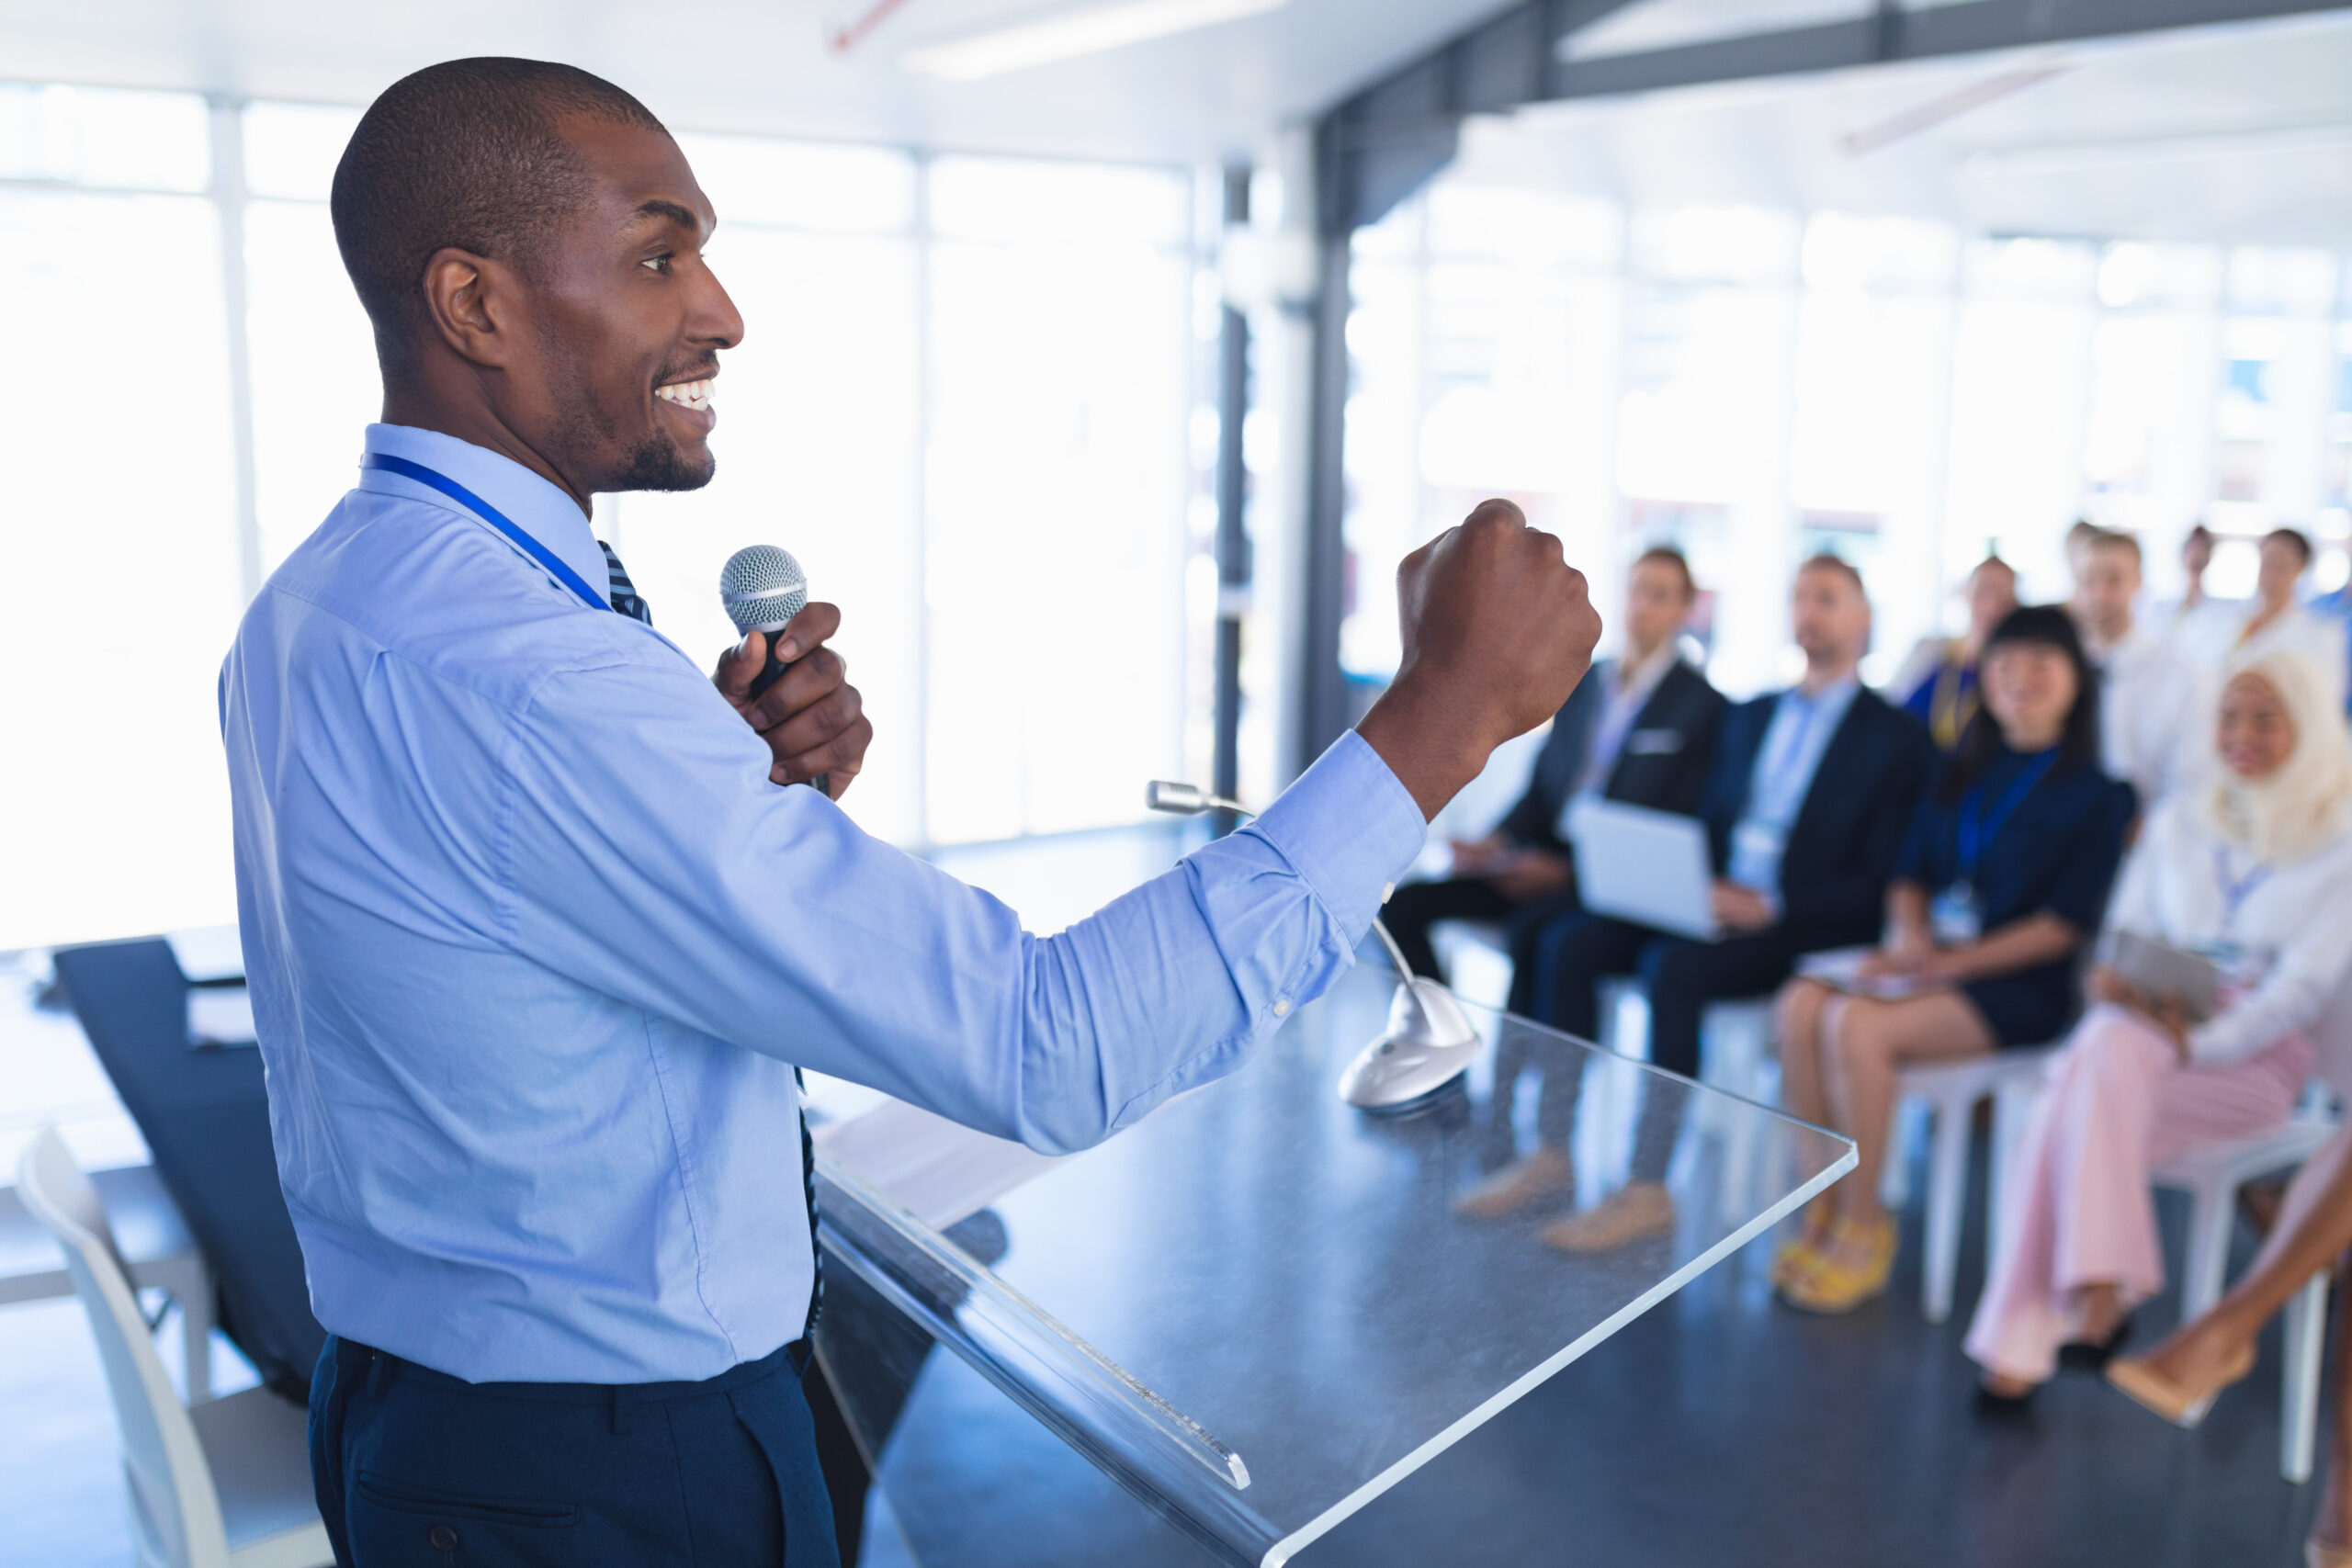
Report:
1962,1003,2313,1382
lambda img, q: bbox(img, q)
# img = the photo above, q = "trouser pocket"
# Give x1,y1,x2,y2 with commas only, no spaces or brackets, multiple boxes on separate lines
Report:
351,1471,579,1565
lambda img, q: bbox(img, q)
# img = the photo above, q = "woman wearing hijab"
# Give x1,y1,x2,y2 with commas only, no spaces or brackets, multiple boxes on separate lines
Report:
1964,649,2352,1402
1775,606,2135,1313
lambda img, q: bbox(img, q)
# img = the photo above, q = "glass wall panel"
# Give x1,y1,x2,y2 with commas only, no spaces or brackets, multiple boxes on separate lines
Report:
245,197,381,573
0,83,209,191
621,224,927,847
925,159,1192,843
0,189,241,948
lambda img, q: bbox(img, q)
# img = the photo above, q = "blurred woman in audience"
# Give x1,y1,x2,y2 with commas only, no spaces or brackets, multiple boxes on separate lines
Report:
1775,606,2134,1313
2107,1119,2352,1566
1895,556,2019,752
1963,649,2352,1400
2195,529,2349,711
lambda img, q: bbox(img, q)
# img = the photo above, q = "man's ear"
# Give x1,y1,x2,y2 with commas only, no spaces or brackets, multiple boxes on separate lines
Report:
419,247,522,370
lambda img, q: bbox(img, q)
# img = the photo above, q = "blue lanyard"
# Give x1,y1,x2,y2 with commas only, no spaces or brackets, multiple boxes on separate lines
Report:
2212,846,2271,932
1956,749,2058,880
362,452,610,615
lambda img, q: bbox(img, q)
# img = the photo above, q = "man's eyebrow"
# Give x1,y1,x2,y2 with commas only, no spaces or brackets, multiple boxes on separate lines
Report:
633,198,707,236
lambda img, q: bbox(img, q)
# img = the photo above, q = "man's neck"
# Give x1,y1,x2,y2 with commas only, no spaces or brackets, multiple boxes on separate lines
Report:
382,390,596,518
1620,637,1666,682
2090,610,2133,654
1798,657,1858,696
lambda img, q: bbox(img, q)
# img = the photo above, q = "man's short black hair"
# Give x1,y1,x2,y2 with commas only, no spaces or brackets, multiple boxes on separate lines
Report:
2264,526,2313,567
1634,545,1696,600
331,58,667,367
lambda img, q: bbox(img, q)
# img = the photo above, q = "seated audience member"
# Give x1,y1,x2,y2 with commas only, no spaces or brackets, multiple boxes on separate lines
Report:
1775,607,2133,1314
2202,528,2349,710
1385,547,1725,1010
1962,650,2352,1398
2108,1120,2352,1566
2156,524,2222,631
1895,556,2018,753
2072,527,2203,813
1476,557,1931,1247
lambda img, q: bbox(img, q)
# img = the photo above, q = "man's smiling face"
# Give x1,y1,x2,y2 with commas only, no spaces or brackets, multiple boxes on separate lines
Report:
526,117,743,495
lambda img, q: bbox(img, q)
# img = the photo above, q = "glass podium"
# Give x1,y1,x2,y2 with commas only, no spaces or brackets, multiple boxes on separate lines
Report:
806,959,1854,1568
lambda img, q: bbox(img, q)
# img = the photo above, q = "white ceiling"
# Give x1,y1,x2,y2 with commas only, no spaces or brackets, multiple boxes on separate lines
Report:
1454,10,2352,249
0,0,1508,165
7,0,2351,247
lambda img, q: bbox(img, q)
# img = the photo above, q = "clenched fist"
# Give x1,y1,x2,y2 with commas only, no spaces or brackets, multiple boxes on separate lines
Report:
1356,499,1602,819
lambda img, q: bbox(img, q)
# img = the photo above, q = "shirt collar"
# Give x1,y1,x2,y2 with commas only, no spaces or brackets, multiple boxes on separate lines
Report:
1787,671,1860,709
1615,638,1679,698
356,424,611,611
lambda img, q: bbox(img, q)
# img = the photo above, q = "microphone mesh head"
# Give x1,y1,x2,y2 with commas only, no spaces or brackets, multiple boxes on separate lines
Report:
719,545,808,634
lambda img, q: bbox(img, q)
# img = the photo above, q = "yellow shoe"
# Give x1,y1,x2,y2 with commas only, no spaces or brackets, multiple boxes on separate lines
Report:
1770,1209,1835,1292
1781,1214,1896,1314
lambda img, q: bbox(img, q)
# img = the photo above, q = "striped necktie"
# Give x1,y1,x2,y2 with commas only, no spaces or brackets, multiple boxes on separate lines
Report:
596,536,822,1333
597,539,652,625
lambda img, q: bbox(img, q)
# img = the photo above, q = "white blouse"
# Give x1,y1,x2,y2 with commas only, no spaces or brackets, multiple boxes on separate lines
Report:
2103,796,2352,1064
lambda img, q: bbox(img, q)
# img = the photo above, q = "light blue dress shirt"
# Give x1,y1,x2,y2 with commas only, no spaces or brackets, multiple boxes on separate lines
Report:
1724,674,1860,899
219,423,1427,1384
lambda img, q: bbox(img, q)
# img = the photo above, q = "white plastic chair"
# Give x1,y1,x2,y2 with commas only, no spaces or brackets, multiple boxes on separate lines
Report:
2151,1107,2339,1484
17,1127,333,1568
1891,1048,2058,1324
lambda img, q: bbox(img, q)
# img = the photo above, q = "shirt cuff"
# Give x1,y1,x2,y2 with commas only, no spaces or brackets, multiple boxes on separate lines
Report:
1244,729,1429,938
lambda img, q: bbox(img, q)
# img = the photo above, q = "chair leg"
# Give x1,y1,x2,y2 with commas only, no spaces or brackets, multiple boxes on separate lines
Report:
2284,1270,2330,1484
1923,1093,1972,1325
1882,1098,1918,1213
181,1267,214,1406
1988,1077,2038,1266
2180,1181,2234,1322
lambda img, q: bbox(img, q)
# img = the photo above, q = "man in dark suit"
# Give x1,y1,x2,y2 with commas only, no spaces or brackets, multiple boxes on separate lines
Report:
1385,546,1725,1015
1464,555,1931,1238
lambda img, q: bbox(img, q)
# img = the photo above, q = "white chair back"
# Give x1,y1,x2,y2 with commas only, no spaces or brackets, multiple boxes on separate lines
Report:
17,1127,230,1568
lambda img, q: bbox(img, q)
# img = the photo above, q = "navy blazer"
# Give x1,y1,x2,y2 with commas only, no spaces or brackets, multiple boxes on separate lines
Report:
1502,659,1726,854
1697,684,1935,946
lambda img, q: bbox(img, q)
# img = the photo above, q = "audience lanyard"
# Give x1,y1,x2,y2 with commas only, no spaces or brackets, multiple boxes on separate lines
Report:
362,452,612,615
2212,847,2270,935
1948,748,2060,915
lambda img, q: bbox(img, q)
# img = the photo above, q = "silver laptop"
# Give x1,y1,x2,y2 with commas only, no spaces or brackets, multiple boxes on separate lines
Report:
1565,796,1720,942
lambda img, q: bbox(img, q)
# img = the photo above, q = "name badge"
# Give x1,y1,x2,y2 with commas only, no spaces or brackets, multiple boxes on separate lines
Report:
1930,884,1983,944
1625,728,1684,756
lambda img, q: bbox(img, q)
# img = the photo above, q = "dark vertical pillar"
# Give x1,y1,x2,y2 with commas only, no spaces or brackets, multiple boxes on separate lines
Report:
1298,220,1355,771
1211,166,1251,836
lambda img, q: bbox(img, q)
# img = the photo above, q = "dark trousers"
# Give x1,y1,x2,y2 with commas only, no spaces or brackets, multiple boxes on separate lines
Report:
310,1334,842,1568
1524,914,1815,1181
1382,876,1581,1016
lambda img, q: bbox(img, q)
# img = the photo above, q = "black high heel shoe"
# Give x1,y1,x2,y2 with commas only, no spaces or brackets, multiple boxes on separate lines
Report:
2058,1313,2134,1371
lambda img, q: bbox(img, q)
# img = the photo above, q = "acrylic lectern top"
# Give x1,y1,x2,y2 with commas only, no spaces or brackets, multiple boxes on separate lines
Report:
807,959,1853,1568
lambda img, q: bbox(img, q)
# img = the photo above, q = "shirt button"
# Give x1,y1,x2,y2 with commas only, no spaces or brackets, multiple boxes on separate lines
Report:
1380,882,1396,903
429,1524,458,1552
1273,998,1291,1017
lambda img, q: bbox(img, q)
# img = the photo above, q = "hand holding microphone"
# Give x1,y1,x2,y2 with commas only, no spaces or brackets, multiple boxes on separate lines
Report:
711,545,872,798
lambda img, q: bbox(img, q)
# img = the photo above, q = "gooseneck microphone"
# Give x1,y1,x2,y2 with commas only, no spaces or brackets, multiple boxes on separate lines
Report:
719,545,809,702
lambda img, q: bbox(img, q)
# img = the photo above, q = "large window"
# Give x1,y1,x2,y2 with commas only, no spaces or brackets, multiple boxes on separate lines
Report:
1342,173,2352,708
0,85,1213,951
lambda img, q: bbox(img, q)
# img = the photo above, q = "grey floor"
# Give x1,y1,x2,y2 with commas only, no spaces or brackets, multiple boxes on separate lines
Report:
859,1134,2330,1568
3,823,2335,1566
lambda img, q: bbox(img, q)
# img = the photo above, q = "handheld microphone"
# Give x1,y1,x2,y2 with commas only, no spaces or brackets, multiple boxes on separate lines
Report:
719,545,809,702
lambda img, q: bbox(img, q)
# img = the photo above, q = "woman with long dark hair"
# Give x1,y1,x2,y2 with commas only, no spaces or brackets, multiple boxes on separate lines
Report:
1772,606,2137,1313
